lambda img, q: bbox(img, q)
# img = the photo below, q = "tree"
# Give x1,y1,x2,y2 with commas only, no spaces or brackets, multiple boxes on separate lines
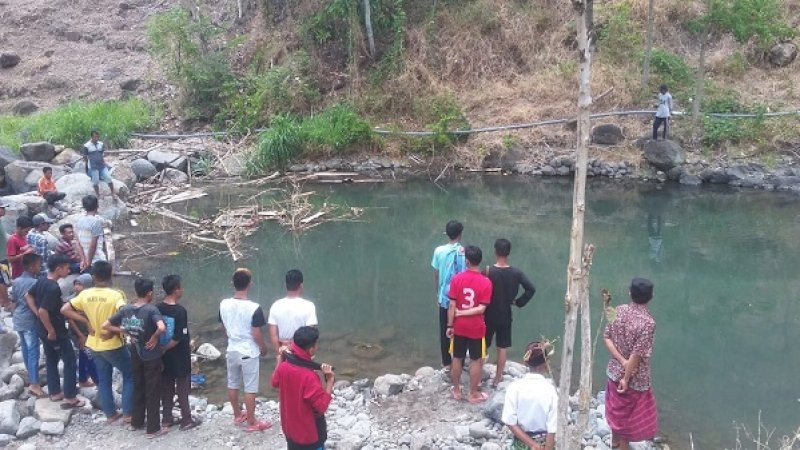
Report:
642,0,655,88
556,0,596,448
363,0,376,58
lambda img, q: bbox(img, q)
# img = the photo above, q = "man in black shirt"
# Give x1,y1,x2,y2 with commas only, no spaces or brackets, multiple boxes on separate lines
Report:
157,274,199,430
28,255,83,407
484,239,536,388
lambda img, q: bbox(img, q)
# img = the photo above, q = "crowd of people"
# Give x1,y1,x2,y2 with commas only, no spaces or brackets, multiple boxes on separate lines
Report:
0,183,658,450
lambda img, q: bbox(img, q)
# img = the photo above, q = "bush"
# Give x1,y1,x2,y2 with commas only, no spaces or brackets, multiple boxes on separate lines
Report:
705,0,795,47
649,48,694,100
410,95,471,153
596,0,643,61
701,92,766,148
0,99,159,150
246,105,373,174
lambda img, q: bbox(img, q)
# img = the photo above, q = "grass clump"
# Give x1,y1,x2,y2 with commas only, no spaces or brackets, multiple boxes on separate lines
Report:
649,48,694,101
705,0,795,47
0,99,159,151
246,104,373,175
701,92,766,149
596,0,643,62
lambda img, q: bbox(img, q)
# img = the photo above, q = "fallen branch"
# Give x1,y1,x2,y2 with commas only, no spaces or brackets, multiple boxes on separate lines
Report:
189,234,228,246
151,208,201,228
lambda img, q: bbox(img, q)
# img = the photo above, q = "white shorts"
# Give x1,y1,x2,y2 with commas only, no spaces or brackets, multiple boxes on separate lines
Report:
226,351,260,394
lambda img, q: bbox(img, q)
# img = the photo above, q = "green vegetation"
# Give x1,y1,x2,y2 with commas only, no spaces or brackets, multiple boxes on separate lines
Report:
0,99,159,151
701,92,766,148
704,0,795,47
596,0,643,61
246,104,373,174
410,95,471,153
649,49,695,100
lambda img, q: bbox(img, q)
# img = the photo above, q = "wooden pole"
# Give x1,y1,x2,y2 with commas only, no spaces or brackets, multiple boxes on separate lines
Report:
556,0,594,447
363,0,376,58
642,0,655,88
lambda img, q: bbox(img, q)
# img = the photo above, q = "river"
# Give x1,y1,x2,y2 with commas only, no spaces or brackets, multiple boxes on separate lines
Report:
123,176,800,449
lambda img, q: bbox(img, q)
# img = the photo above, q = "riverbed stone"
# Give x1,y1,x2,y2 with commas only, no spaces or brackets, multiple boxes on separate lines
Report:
54,173,128,202
33,398,72,424
373,374,405,396
0,376,24,402
1,194,47,216
679,172,702,186
4,161,67,194
196,343,221,360
11,101,38,116
482,390,505,422
769,42,797,67
39,421,64,436
109,162,136,188
0,400,20,435
148,150,188,172
699,168,731,184
0,53,20,69
0,147,20,171
592,124,624,145
129,158,158,179
642,139,684,171
15,417,39,439
0,334,18,372
51,149,82,166
414,366,436,379
19,143,56,162
0,434,11,447
162,168,189,184
0,365,26,385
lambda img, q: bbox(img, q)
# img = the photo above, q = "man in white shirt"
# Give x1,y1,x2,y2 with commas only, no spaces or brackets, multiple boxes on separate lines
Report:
502,341,558,450
218,268,271,433
268,269,318,354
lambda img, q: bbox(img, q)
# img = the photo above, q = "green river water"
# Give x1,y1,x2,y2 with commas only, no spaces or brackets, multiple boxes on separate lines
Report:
127,176,800,449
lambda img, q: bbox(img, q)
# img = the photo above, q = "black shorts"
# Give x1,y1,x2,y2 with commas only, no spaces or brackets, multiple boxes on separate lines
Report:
485,322,512,349
450,335,486,360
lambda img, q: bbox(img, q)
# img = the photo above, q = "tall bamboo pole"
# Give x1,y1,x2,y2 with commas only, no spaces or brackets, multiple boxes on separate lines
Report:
642,0,655,88
556,0,594,447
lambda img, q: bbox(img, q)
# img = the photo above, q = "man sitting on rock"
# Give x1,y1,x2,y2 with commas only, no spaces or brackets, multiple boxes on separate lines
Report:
272,326,334,450
82,130,116,200
37,166,66,206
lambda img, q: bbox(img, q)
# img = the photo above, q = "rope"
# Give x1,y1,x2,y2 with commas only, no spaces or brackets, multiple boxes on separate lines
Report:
129,109,800,140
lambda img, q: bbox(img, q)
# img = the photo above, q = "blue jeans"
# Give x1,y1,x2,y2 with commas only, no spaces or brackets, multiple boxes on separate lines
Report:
41,335,77,399
18,330,40,385
89,167,112,185
93,346,134,417
78,347,98,384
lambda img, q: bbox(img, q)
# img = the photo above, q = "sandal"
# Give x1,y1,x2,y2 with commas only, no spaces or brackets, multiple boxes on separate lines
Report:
468,391,489,404
27,389,46,399
106,413,123,424
179,420,200,431
60,399,86,409
234,412,248,425
245,420,272,432
450,386,462,401
146,428,170,439
49,394,64,402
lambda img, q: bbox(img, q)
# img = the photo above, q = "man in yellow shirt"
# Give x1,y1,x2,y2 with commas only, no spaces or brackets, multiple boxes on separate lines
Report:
61,260,133,423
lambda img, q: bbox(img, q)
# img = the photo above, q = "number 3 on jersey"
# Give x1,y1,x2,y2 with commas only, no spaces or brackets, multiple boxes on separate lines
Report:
461,287,475,308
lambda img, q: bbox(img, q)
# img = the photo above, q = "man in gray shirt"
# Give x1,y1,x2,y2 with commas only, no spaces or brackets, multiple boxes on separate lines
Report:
653,84,673,140
11,253,44,397
82,130,116,200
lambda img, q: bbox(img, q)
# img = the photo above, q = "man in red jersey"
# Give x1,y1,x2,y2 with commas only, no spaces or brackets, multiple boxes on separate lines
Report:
272,326,334,450
447,245,493,404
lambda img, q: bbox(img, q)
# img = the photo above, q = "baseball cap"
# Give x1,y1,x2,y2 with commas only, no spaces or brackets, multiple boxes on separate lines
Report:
74,273,93,288
32,213,55,226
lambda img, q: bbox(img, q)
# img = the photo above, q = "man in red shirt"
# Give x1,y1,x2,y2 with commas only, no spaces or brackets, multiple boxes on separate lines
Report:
447,245,493,404
272,326,334,450
7,216,34,279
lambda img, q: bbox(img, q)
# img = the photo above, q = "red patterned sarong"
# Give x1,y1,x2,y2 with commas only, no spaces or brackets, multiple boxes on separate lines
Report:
605,379,658,442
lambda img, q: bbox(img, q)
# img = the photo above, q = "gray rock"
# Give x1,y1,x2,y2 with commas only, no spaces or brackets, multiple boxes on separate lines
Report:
19,143,56,162
642,139,685,171
11,101,38,116
0,334,18,372
54,173,128,203
468,421,490,438
219,153,246,176
629,442,654,450
129,158,158,179
0,147,20,171
666,166,684,181
596,417,611,437
373,374,405,396
414,367,436,379
33,398,73,424
541,165,556,176
1,194,47,216
162,168,189,184
0,53,20,69
767,175,800,188
109,162,136,188
480,443,502,450
17,398,33,419
556,165,571,176
481,148,527,171
51,149,82,166
0,365,26,384
39,421,63,435
15,416,39,439
699,168,731,184
0,400,20,435
17,444,35,450
769,42,798,67
0,376,24,402
592,124,624,145
679,173,702,186
0,434,11,447
4,161,67,194
482,390,505,422
119,78,141,91
148,150,187,172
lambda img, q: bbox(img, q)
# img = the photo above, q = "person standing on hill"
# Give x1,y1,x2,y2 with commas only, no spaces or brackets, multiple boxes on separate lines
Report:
219,268,271,432
604,278,659,450
431,220,466,370
484,238,536,388
82,130,116,200
268,269,318,354
447,245,492,404
652,84,672,140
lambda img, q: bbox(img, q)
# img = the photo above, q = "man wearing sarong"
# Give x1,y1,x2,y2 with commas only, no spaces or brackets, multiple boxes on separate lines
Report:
604,277,658,449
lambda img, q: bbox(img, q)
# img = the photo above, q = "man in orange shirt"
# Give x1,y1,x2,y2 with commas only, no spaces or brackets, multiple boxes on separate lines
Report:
37,166,66,205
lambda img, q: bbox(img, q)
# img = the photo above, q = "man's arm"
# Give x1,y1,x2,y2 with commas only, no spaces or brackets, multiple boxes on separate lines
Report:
38,308,57,341
61,302,94,335
604,336,628,366
268,324,280,354
26,293,39,320
446,299,456,337
252,326,268,355
455,304,486,317
507,424,545,450
85,235,99,266
618,354,642,393
145,319,166,351
73,240,85,264
102,319,123,336
515,271,536,305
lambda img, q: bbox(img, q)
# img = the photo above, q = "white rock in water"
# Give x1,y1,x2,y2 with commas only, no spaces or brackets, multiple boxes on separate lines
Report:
196,343,221,360
414,366,436,379
40,420,65,435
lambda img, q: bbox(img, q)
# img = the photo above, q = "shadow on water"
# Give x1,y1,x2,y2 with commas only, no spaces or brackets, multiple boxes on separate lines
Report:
118,176,800,449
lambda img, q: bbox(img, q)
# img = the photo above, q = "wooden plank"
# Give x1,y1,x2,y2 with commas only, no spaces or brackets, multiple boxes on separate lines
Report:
152,208,201,228
300,211,326,224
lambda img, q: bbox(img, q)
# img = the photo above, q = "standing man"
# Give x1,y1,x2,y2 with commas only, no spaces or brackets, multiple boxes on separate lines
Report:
157,274,199,430
104,278,167,438
27,255,83,407
447,245,492,404
502,341,558,450
27,213,54,276
75,195,106,271
268,269,317,354
652,84,672,140
484,238,536,387
37,166,66,206
12,253,44,398
0,199,12,308
604,278,659,450
431,220,466,370
82,130,116,200
7,216,34,279
61,260,133,424
219,268,271,432
272,326,334,450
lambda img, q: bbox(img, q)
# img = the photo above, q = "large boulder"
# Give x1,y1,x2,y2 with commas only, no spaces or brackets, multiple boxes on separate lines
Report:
109,162,137,188
769,42,798,67
0,147,20,171
482,389,506,422
642,139,685,171
0,53,20,69
54,173,129,203
11,101,38,116
0,334,18,371
130,158,157,179
148,150,188,172
592,124,624,145
1,193,47,216
373,374,405,396
19,142,56,162
481,148,528,171
4,161,67,194
0,375,24,402
51,149,82,166
33,398,72,425
15,416,40,439
162,168,189,184
0,200,27,235
0,400,20,435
